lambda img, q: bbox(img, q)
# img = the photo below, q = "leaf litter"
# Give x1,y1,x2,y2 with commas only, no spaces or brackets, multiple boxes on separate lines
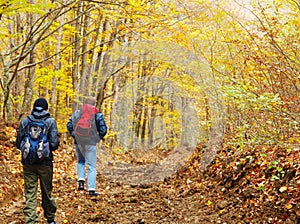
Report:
0,124,299,223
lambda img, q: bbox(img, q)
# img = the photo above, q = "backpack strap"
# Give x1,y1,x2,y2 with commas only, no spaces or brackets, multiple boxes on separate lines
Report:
72,109,83,127
23,116,33,135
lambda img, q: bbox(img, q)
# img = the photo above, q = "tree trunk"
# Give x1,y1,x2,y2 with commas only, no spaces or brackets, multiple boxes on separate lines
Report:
79,2,91,98
22,0,37,115
14,14,25,120
72,0,83,110
50,4,65,118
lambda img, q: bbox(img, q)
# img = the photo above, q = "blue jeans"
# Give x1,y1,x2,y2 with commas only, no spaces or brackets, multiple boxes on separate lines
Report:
76,144,97,191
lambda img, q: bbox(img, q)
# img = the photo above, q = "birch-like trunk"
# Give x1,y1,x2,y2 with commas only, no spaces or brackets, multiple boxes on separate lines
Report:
22,0,37,115
72,0,83,110
79,2,91,98
50,5,65,118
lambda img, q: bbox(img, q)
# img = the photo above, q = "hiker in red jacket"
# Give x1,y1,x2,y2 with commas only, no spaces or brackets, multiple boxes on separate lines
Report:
67,96,107,196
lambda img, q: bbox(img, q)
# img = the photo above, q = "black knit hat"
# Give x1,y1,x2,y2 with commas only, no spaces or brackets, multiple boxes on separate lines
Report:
33,98,48,110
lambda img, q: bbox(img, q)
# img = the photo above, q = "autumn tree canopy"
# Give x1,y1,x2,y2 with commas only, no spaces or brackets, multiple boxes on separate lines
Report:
0,1,299,222
0,0,299,151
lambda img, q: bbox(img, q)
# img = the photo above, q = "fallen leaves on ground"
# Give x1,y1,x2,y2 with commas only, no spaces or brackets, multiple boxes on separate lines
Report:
0,123,299,223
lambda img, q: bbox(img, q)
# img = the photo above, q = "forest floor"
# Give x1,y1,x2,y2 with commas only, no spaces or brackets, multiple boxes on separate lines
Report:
0,123,299,224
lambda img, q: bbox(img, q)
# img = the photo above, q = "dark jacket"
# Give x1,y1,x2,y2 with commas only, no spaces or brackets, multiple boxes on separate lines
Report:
16,107,60,165
66,106,107,145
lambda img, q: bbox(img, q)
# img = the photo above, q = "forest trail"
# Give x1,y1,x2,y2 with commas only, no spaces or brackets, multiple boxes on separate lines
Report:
1,143,217,224
0,125,299,223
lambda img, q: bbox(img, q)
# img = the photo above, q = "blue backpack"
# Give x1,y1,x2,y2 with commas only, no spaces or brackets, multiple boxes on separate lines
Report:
20,117,50,164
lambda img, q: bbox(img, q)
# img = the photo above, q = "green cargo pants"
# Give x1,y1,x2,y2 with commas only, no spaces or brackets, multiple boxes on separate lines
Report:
23,164,57,224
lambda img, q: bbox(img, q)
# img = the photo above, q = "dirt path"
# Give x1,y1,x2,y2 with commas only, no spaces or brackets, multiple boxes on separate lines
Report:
0,141,299,223
0,168,229,224
1,152,211,224
1,158,298,224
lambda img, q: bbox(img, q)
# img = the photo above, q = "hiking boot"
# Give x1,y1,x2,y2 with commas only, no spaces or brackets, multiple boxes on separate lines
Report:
78,180,85,190
89,190,99,196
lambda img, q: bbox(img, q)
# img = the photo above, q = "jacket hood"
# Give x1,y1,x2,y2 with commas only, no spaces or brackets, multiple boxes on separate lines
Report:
31,107,50,119
82,103,99,114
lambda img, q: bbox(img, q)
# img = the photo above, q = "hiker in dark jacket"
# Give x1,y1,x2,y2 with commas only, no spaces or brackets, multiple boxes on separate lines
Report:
67,96,107,196
16,98,60,224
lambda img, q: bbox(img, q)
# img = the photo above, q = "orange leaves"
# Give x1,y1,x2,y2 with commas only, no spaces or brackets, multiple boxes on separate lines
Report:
187,137,300,222
0,125,24,207
53,145,77,185
1,186,7,196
